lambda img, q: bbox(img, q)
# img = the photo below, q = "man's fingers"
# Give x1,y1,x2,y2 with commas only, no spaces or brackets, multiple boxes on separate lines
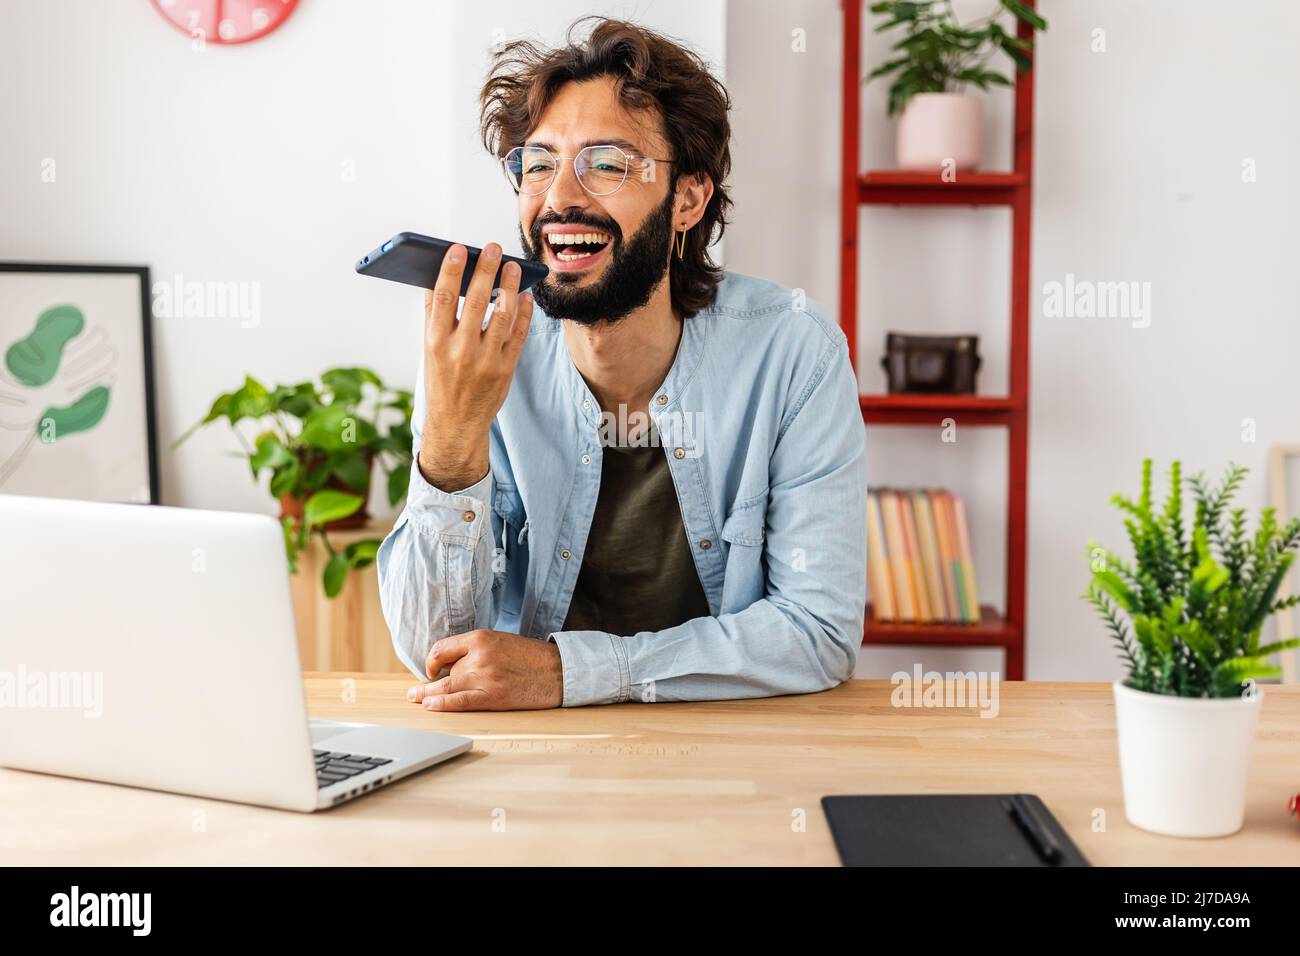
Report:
424,633,471,680
485,261,521,344
459,243,503,335
422,690,486,712
505,291,534,358
426,243,468,339
406,672,467,702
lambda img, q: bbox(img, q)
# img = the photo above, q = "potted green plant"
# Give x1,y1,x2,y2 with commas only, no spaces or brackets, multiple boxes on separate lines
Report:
866,0,1047,171
174,367,414,598
1084,459,1300,837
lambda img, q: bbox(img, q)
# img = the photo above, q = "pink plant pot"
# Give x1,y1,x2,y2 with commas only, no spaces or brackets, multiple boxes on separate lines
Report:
896,92,983,172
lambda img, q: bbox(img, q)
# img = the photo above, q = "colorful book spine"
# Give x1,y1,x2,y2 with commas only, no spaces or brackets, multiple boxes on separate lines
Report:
880,490,918,621
936,490,970,623
952,493,981,622
899,493,932,622
865,492,896,621
928,490,960,622
912,491,948,623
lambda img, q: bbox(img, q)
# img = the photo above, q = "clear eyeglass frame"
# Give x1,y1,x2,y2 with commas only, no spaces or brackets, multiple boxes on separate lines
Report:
501,144,674,197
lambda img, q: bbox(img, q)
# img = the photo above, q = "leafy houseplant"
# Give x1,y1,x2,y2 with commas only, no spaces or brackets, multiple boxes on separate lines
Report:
1084,459,1300,837
866,1,1048,170
175,368,414,598
1085,459,1300,696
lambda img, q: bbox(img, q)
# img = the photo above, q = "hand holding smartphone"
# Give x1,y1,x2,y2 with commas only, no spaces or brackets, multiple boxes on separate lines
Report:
366,237,538,495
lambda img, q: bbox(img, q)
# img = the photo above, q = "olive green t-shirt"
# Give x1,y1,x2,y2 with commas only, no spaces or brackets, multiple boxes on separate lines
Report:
561,436,710,636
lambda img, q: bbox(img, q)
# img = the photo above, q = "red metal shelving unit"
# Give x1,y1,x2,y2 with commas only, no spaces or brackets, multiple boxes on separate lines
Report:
840,0,1036,679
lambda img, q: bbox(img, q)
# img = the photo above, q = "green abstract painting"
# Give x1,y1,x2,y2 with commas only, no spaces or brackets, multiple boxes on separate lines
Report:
0,265,152,503
3,305,113,439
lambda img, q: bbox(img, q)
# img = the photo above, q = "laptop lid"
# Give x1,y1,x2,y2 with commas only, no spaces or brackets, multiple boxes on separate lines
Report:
0,494,319,811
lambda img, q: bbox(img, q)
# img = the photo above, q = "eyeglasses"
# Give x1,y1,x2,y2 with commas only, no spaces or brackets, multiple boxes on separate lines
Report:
502,144,674,197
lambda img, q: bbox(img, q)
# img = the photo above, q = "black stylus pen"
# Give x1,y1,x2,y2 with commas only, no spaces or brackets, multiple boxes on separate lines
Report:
1002,795,1062,864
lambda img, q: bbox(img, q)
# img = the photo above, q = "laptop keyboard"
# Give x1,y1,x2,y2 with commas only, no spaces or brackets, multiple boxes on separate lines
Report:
314,749,393,789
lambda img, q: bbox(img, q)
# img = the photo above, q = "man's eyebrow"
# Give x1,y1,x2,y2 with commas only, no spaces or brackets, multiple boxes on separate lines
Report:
522,138,647,154
584,138,643,153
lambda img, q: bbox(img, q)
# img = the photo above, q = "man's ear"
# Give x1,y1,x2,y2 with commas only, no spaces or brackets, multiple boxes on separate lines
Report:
675,171,714,231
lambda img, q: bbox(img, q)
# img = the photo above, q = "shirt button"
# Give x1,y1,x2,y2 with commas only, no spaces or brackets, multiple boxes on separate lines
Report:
583,400,591,410
581,454,591,465
656,394,668,405
700,539,712,550
673,447,685,459
560,549,571,560
461,510,475,522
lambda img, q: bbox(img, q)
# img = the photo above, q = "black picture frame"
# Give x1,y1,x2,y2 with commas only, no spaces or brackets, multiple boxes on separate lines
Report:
0,262,159,504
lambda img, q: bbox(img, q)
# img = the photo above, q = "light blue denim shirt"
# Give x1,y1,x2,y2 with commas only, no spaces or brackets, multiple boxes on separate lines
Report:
377,270,867,707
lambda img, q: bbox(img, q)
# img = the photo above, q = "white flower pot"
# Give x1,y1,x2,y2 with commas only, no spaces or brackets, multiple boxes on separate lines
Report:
895,92,983,172
1112,681,1262,838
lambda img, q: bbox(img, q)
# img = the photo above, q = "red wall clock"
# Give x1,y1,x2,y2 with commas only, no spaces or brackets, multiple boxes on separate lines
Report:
149,0,300,45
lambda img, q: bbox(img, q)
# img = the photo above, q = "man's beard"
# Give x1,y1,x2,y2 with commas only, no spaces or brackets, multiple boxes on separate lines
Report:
519,188,675,327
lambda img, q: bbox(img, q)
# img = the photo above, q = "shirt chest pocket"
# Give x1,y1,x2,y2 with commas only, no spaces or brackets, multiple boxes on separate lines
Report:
719,493,767,615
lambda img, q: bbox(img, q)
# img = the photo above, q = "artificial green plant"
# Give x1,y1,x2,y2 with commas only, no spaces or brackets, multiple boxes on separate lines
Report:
1084,459,1300,697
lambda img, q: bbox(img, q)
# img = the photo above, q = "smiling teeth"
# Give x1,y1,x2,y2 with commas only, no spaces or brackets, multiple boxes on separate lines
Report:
546,231,611,246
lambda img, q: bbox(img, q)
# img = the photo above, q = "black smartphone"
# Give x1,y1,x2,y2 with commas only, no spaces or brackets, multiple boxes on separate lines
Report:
356,232,548,295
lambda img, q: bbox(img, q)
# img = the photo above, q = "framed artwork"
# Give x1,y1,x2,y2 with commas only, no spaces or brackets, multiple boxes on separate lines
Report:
1269,444,1300,684
0,263,158,504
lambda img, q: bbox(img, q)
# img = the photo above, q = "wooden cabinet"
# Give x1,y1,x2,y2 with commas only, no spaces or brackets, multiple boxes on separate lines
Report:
287,519,409,673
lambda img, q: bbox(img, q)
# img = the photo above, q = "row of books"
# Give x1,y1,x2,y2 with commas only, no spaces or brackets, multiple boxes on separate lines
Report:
867,489,981,624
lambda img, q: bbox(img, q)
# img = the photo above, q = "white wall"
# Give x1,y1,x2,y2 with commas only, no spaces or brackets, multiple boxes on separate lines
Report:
0,0,724,517
726,0,1300,681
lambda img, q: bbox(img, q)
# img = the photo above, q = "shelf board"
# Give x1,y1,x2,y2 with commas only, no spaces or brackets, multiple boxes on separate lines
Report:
862,170,1025,188
863,605,1018,648
859,393,1021,426
858,170,1026,206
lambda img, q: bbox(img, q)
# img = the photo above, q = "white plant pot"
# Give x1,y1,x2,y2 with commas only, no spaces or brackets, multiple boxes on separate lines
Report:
1112,681,1261,838
895,92,983,172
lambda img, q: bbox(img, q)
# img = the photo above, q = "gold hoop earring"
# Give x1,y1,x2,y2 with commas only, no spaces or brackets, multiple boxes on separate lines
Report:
675,226,688,260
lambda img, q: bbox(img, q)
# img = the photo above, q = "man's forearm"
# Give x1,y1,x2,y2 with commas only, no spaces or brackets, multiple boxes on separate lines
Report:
548,597,861,707
377,461,499,678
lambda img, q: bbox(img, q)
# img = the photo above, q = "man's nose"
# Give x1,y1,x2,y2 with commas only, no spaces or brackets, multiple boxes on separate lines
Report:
544,155,589,209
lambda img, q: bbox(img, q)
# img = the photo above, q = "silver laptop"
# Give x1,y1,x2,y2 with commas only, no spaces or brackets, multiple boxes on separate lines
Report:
0,493,471,812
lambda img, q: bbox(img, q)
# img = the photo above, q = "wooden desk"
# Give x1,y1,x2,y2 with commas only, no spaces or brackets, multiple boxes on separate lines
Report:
2,678,1298,865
